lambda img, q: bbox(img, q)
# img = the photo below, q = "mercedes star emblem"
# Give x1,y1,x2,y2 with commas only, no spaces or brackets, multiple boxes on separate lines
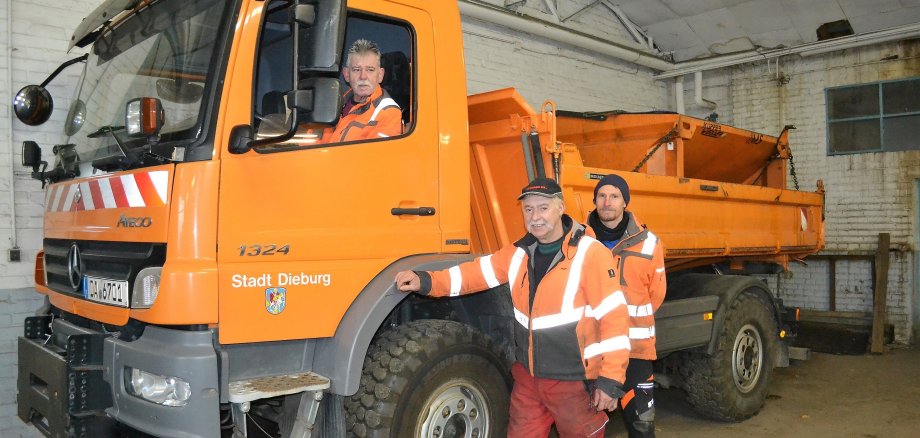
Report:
67,243,83,290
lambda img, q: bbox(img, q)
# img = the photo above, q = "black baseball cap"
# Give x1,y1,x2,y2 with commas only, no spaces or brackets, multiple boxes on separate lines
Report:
517,177,563,200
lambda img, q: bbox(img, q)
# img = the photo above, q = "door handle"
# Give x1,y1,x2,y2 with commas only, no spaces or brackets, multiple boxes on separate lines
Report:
391,207,436,216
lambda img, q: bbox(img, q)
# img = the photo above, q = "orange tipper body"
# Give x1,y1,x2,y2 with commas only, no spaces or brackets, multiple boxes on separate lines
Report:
467,89,825,272
16,0,824,436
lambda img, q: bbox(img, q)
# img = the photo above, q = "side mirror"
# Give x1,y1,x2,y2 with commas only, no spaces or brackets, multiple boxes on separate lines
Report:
64,99,87,136
296,0,345,72
229,124,254,154
22,141,43,171
290,78,342,125
13,85,53,126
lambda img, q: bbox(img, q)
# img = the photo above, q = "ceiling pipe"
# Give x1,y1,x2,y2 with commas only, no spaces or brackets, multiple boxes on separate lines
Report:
458,0,673,71
655,22,920,79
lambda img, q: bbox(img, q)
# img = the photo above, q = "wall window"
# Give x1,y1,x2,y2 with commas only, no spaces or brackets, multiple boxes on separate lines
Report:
826,78,920,155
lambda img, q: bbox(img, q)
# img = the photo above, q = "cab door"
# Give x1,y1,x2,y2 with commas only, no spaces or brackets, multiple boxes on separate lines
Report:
216,0,438,343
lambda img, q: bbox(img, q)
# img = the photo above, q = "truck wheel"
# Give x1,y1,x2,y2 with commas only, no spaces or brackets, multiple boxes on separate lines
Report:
345,320,510,437
682,289,777,421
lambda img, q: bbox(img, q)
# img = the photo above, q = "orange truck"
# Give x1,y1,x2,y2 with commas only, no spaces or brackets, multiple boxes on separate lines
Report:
13,0,823,437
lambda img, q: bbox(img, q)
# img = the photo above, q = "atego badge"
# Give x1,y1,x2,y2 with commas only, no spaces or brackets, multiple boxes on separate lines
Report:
117,214,153,228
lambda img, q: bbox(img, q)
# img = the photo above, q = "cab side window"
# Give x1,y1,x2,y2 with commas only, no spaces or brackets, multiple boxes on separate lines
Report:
253,1,294,139
251,6,415,148
343,15,414,130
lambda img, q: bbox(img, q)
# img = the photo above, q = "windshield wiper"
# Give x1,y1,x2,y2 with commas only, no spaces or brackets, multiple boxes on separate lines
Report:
86,125,125,138
89,127,175,172
88,125,143,171
87,124,132,158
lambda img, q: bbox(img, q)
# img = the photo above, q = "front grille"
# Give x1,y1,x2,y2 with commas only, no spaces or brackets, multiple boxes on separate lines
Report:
43,239,166,298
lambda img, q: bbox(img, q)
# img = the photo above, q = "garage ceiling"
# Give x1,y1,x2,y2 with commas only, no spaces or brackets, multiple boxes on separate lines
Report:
533,0,920,61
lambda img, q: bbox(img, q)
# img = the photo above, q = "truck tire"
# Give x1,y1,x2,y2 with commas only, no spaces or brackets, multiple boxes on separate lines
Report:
682,289,777,421
345,320,510,437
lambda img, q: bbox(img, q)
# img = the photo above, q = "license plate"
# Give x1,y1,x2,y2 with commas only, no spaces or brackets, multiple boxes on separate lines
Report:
83,276,129,307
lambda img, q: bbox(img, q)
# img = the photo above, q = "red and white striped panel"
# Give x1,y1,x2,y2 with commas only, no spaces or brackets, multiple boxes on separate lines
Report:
44,171,169,212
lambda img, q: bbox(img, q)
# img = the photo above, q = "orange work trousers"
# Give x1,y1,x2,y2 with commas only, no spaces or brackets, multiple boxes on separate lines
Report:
508,362,608,438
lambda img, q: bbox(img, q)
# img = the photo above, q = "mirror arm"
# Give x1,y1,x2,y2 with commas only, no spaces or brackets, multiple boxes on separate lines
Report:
32,161,49,189
30,160,47,174
40,54,88,88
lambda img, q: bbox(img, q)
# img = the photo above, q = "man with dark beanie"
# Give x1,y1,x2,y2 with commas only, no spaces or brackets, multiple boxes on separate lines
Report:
587,174,666,438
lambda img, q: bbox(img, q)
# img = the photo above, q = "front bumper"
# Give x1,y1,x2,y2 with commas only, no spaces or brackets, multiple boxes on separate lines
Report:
18,316,220,438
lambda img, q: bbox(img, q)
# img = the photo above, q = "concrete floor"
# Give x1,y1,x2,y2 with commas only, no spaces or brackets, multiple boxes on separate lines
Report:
604,346,920,437
8,347,918,437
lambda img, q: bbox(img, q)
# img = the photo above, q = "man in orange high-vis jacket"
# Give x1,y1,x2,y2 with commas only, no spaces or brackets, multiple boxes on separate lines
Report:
587,174,666,438
396,177,631,438
321,38,402,143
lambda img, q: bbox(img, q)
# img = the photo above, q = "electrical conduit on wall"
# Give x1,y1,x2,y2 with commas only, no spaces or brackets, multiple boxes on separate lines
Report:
6,0,18,255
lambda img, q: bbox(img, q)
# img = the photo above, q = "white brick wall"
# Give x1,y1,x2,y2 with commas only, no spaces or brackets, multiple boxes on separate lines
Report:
0,0,103,434
461,18,668,112
691,40,920,345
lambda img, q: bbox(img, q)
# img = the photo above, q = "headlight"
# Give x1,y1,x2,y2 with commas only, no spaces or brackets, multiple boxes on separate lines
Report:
132,267,162,308
126,367,191,407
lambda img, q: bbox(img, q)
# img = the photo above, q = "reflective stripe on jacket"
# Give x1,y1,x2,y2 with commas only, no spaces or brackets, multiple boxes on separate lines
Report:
321,86,401,143
419,216,630,395
587,212,666,360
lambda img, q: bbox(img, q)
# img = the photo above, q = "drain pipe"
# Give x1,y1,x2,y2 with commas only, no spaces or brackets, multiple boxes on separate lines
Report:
675,76,686,114
6,0,18,256
694,71,716,110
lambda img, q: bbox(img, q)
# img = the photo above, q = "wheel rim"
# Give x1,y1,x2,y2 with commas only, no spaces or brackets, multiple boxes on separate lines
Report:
418,379,490,438
732,323,763,393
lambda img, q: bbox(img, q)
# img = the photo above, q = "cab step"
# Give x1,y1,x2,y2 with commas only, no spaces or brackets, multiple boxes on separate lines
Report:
228,372,330,403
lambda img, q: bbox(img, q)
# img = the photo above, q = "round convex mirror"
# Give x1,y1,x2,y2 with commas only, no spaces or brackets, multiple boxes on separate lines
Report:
13,85,53,126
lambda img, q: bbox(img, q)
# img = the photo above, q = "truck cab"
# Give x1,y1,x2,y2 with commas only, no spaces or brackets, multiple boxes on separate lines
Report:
16,1,494,436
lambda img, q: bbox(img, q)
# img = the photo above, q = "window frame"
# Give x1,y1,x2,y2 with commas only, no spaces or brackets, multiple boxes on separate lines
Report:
825,77,920,156
249,5,418,154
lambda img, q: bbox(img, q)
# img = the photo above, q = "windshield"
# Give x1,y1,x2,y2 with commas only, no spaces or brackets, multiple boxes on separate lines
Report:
65,0,230,165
